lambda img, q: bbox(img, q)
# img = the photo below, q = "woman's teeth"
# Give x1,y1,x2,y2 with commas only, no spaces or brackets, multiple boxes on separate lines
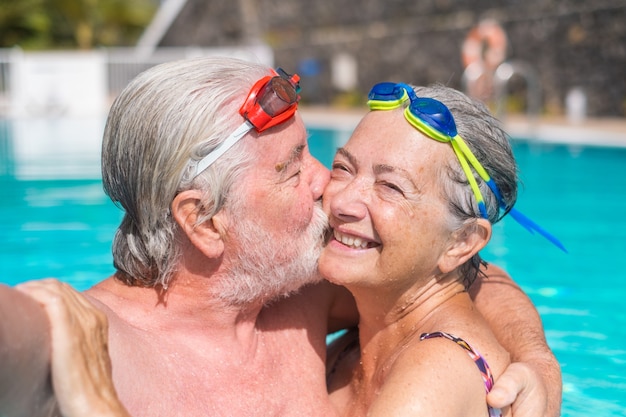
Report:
334,230,370,249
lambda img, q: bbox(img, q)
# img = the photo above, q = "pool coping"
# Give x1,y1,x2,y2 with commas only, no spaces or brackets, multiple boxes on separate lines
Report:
299,106,626,148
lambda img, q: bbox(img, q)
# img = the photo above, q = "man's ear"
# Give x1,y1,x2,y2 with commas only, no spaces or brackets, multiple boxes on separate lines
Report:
438,219,491,274
171,190,226,259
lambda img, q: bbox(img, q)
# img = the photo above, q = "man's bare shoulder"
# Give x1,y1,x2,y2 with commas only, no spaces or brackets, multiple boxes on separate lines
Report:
82,277,143,328
80,279,337,417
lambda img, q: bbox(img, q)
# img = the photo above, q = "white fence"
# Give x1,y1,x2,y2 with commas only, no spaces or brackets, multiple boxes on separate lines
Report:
0,45,273,180
0,45,273,118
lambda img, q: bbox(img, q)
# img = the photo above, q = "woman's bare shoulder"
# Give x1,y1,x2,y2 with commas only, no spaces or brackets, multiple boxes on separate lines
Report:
371,335,492,416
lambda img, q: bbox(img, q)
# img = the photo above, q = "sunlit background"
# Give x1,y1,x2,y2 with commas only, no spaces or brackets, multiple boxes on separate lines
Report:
1,1,626,416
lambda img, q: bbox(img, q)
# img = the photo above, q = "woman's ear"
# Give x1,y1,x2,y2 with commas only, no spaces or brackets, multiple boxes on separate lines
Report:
171,190,225,259
438,219,491,274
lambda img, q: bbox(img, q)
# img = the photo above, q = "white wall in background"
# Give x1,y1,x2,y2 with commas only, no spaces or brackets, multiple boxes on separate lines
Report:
10,50,107,118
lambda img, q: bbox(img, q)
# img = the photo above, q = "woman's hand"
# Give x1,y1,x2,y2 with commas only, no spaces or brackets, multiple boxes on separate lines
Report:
16,279,131,417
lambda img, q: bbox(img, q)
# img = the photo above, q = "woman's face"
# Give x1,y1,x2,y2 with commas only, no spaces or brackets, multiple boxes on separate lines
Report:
319,109,457,292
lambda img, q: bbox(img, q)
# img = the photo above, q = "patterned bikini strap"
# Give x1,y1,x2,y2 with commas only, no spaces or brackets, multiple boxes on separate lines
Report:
420,331,495,392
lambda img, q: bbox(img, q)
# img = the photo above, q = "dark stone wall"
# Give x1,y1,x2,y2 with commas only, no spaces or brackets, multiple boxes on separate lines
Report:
159,0,626,117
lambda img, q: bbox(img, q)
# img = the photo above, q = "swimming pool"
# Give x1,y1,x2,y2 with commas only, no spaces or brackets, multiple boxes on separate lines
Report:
1,117,625,416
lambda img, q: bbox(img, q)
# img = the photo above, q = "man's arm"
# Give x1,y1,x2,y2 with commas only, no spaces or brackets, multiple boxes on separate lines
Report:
470,263,562,417
0,284,57,417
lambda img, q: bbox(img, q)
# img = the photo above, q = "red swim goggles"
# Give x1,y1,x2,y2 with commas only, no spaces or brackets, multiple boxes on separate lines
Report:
193,68,301,177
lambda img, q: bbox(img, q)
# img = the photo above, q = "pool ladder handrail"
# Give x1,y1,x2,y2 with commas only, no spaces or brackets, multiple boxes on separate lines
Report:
462,60,542,134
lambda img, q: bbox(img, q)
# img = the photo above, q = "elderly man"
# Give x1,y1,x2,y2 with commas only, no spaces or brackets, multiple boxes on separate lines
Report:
0,57,560,417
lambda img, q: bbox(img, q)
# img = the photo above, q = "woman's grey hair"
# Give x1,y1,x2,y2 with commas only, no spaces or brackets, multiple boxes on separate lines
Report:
102,56,272,288
412,84,518,284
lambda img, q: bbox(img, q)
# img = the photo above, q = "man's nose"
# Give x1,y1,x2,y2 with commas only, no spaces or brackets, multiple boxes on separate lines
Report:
309,157,330,201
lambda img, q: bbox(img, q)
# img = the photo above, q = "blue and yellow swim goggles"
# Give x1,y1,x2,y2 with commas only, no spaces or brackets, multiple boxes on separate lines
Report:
367,82,566,252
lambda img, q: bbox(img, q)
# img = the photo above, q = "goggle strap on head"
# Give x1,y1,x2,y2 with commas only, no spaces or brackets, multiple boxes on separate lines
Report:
456,138,568,252
450,140,489,219
452,135,492,184
194,120,254,176
454,135,567,250
456,137,567,251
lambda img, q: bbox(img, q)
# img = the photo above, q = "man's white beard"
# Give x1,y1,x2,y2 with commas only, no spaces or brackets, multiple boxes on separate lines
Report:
214,202,328,306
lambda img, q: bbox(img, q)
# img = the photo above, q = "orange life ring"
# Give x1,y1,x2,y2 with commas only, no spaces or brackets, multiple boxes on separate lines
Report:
461,20,508,71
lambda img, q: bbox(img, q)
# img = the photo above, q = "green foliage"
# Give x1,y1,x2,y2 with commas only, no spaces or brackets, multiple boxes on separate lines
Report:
0,0,158,49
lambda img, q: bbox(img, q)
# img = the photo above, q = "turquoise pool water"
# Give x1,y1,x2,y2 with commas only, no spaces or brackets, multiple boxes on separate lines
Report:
1,120,625,416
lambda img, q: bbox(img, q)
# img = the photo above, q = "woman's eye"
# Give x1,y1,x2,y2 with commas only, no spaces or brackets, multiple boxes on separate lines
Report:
330,163,352,177
331,162,348,172
381,182,404,195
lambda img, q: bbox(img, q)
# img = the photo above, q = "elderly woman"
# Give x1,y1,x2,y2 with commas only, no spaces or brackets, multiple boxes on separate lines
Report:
322,82,563,416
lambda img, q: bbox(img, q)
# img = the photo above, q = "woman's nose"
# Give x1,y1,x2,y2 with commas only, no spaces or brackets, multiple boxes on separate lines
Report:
327,178,368,222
